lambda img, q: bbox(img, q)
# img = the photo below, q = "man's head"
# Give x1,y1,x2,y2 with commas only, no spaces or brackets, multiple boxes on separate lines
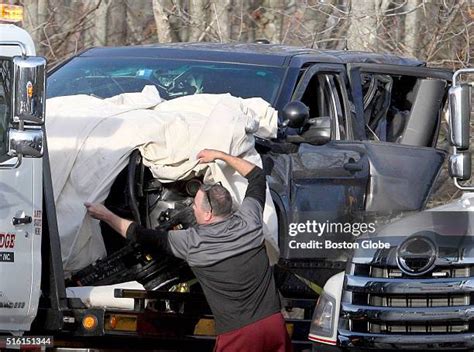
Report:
192,183,233,224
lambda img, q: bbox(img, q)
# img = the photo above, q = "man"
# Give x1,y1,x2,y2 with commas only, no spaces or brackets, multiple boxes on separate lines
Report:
85,149,292,352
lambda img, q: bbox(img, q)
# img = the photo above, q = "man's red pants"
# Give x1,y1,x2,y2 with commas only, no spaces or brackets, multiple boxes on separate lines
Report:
214,313,293,352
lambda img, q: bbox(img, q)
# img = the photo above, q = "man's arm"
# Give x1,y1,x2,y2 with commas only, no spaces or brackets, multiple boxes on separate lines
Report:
85,202,132,238
84,203,171,252
197,149,255,177
242,166,266,208
197,149,266,208
126,222,171,253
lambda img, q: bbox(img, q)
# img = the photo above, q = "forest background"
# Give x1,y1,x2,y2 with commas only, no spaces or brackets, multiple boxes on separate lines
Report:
14,0,474,202
15,0,472,68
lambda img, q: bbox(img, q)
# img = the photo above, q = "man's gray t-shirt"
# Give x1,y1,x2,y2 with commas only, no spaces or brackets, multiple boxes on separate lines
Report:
168,196,280,334
168,197,266,267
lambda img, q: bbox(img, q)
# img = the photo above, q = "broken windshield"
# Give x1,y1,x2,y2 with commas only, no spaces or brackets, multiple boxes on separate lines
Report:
47,57,284,104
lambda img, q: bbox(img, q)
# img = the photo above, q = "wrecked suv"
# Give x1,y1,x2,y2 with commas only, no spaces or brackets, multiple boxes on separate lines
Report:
47,43,462,349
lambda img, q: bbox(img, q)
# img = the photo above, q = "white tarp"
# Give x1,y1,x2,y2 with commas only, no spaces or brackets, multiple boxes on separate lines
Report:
46,87,279,274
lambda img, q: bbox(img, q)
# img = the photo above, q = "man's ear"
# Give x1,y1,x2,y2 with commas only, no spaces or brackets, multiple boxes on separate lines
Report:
204,212,213,222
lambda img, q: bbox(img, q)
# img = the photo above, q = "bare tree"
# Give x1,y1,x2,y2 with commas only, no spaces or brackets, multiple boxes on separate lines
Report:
403,0,422,57
108,0,128,46
188,0,208,42
125,0,156,45
22,0,48,49
213,0,232,42
94,0,109,46
347,0,390,51
152,0,173,43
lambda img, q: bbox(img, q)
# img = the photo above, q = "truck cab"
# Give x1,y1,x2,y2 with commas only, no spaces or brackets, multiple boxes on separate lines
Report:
0,18,46,333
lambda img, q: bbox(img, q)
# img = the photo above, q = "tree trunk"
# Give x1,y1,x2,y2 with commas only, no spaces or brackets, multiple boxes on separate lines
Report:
22,0,39,45
212,0,232,42
94,0,110,46
125,0,153,44
229,0,243,41
37,0,49,30
299,0,339,48
403,0,421,57
152,0,173,43
244,0,263,43
188,0,208,42
108,0,127,46
346,0,379,51
22,0,49,55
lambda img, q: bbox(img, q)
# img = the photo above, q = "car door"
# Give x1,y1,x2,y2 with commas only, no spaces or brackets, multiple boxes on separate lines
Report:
346,63,451,214
270,64,370,261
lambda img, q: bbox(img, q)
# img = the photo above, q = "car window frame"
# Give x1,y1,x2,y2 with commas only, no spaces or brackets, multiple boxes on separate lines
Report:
292,64,353,141
346,63,452,144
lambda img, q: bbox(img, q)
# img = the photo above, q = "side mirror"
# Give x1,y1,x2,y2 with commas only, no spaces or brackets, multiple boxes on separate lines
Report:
13,56,46,124
8,129,44,158
301,116,332,145
281,101,309,128
448,68,474,191
0,128,44,168
449,84,471,150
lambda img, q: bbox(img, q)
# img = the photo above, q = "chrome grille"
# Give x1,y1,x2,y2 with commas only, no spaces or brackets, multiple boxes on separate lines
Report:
369,265,470,279
344,264,474,336
368,294,470,307
369,322,469,334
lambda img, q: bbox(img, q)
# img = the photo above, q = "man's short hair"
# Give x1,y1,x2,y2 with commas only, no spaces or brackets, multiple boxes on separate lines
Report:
201,183,233,216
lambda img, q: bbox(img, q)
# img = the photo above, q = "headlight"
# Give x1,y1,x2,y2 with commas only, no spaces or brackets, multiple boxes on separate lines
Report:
309,291,336,339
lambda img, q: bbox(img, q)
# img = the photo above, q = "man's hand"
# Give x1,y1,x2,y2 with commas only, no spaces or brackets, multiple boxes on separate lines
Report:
196,149,256,177
197,149,224,163
84,202,112,222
